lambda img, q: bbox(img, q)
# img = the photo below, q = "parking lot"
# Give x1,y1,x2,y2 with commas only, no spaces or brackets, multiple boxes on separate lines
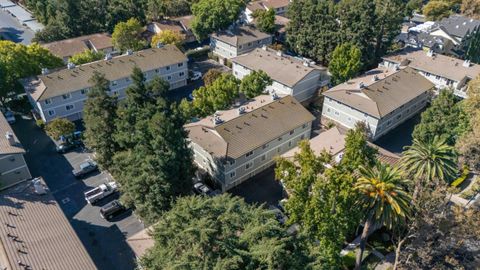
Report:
12,118,143,270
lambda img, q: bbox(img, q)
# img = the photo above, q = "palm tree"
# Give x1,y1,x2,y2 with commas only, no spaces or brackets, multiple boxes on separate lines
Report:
354,163,412,270
400,136,458,199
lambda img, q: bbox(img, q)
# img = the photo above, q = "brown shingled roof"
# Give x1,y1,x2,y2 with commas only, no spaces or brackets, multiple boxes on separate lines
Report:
232,47,326,87
324,66,435,118
187,95,315,159
0,114,25,155
42,33,113,59
0,178,96,270
211,25,272,47
22,45,187,101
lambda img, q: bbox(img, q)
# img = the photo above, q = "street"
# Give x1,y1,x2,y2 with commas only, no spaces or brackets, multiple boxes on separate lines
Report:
12,118,144,270
0,9,34,44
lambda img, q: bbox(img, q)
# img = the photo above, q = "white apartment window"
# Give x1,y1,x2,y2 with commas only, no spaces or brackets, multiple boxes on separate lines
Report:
288,141,292,147
62,94,71,100
248,42,252,46
65,104,74,111
9,157,15,162
48,109,55,116
111,81,117,86
126,77,131,82
45,98,52,105
261,155,266,161
364,113,368,118
262,144,269,149
257,40,261,44
245,161,253,170
289,130,294,135
300,134,305,140
396,114,402,119
113,91,119,96
302,124,307,129
178,63,184,67
229,160,236,165
278,137,282,141
81,88,89,95
239,45,243,49
155,69,159,73
277,146,281,153
327,108,331,113
334,111,340,116
246,151,254,157
387,120,392,126
230,171,236,178
166,66,171,71
179,72,185,77
167,76,172,81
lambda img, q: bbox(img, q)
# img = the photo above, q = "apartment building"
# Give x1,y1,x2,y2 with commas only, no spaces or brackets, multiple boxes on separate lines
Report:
185,95,315,191
382,47,480,98
232,47,330,102
210,25,272,59
22,45,188,123
321,66,434,140
243,0,290,23
430,15,480,46
146,16,196,43
0,178,96,270
282,127,400,166
0,113,31,189
42,33,114,62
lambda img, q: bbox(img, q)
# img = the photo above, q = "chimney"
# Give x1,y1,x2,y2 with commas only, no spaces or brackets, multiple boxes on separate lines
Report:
5,132,15,146
41,68,49,75
104,53,112,61
426,49,434,57
262,45,267,50
276,51,282,57
303,61,310,67
358,82,365,89
213,116,223,125
271,92,279,100
67,62,75,69
463,59,471,67
372,75,379,82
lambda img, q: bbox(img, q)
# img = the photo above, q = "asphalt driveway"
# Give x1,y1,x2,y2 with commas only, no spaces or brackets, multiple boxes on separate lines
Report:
12,118,144,270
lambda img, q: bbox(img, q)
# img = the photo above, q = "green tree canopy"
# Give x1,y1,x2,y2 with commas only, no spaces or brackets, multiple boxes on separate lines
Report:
69,50,104,65
202,68,223,86
465,27,480,64
423,0,452,20
150,29,185,48
461,0,480,19
111,18,146,52
0,41,63,104
191,0,247,40
140,195,313,269
413,89,469,145
83,71,118,169
253,9,276,34
275,141,361,266
191,73,240,116
146,0,195,20
340,123,378,172
45,118,76,140
239,70,273,98
329,43,362,85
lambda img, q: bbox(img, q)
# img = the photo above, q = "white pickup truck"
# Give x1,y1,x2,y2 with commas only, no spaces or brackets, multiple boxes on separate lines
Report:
84,181,118,204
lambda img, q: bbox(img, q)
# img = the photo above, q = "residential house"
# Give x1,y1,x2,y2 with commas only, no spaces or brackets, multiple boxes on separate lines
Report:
282,126,401,166
430,15,480,46
0,178,96,270
0,113,31,189
231,47,330,102
210,25,273,60
22,45,188,123
146,16,196,44
394,31,455,56
321,66,434,140
382,48,480,98
185,95,315,191
42,33,114,63
243,0,290,23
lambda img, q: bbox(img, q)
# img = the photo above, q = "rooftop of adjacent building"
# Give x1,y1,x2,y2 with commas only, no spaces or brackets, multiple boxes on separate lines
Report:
186,95,315,159
22,45,187,102
41,33,113,59
324,66,434,118
434,14,480,39
383,47,480,82
282,126,400,166
211,25,272,47
247,0,291,11
0,113,25,156
232,47,327,87
0,178,96,270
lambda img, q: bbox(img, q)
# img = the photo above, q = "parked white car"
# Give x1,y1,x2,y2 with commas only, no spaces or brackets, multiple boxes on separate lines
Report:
190,71,202,81
84,181,118,204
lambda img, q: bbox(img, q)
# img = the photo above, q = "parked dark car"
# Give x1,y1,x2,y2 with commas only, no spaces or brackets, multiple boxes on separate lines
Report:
100,200,127,221
72,159,98,178
56,140,82,153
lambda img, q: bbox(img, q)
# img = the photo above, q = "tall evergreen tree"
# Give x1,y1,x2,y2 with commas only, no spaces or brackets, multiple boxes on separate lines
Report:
465,28,480,64
373,0,405,61
286,0,340,65
83,71,118,170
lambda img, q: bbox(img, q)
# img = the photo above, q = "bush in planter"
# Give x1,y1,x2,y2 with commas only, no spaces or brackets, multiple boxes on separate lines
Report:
451,165,470,188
